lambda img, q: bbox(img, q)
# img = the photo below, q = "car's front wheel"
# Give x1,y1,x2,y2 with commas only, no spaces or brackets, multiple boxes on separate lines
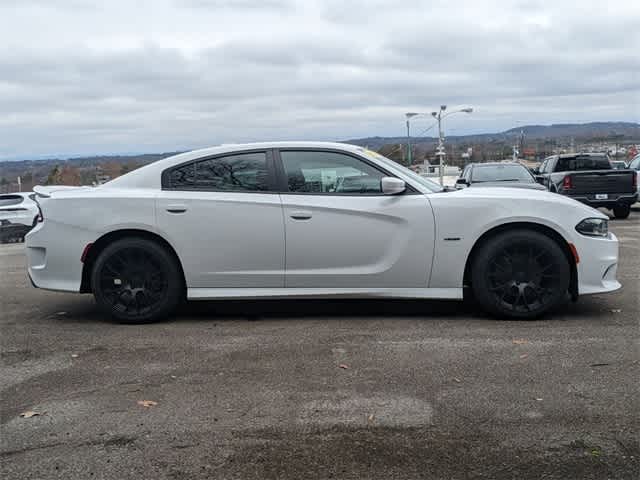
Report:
91,237,183,323
471,230,570,319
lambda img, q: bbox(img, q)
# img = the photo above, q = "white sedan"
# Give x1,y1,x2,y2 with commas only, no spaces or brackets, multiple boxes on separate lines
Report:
26,142,621,323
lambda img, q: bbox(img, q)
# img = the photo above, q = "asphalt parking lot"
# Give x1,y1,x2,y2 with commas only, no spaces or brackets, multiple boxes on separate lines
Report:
1,208,639,479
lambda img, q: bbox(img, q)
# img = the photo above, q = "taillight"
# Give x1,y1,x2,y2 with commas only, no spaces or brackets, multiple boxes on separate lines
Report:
633,173,638,189
562,175,572,190
29,194,44,222
81,243,93,263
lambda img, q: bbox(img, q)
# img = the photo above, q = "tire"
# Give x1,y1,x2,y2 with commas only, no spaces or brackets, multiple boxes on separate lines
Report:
91,237,183,323
471,230,570,319
612,205,631,219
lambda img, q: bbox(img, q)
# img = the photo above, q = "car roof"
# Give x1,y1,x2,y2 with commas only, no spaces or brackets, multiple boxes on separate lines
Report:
174,141,364,158
468,162,524,167
557,152,608,158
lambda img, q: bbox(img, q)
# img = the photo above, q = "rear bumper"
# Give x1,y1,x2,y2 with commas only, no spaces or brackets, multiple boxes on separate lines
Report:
25,220,90,293
567,192,638,208
0,222,33,241
575,232,621,295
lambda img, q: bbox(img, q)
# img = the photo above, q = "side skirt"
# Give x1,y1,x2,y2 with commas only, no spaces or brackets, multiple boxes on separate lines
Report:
187,287,463,301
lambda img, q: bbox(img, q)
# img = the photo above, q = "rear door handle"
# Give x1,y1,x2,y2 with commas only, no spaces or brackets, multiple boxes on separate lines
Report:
166,204,187,214
290,210,312,220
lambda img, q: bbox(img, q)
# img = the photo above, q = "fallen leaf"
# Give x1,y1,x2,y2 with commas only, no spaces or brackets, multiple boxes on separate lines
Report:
367,414,375,423
20,410,44,418
535,398,543,401
519,354,529,359
137,400,158,408
512,339,528,345
453,377,461,383
71,354,79,358
338,364,349,370
170,375,177,379
610,309,621,313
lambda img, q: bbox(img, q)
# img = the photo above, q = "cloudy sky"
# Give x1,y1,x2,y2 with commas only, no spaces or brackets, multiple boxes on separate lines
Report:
1,0,638,159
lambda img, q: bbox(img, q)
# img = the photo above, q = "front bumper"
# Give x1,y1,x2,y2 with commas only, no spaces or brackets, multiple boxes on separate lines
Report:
575,232,621,295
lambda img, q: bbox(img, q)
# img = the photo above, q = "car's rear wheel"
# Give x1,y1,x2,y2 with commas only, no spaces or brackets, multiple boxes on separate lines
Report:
471,230,570,319
91,238,183,323
612,205,631,219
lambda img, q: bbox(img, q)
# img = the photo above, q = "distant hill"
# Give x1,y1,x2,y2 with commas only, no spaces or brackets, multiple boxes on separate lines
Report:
2,121,638,191
345,121,640,149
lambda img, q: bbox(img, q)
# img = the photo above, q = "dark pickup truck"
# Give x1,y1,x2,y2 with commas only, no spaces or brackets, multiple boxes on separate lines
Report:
534,153,638,218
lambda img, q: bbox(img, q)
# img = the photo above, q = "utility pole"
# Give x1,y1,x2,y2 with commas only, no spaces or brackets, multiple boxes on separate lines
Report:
405,112,420,166
406,119,412,165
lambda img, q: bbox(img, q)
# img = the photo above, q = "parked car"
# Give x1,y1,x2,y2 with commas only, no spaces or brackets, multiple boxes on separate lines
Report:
610,160,628,170
455,162,547,190
0,192,40,243
534,153,637,218
27,142,620,323
627,154,640,201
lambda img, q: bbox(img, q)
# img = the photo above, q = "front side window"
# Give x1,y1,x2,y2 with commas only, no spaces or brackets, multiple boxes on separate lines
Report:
167,152,269,191
280,150,385,194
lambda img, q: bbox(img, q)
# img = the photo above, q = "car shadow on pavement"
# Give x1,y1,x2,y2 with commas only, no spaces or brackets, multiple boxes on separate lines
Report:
179,298,474,321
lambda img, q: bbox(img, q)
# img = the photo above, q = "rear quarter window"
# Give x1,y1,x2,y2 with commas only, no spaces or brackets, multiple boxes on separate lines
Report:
0,195,24,207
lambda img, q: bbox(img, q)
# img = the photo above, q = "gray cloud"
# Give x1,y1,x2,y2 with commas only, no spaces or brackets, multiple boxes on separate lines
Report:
0,0,638,159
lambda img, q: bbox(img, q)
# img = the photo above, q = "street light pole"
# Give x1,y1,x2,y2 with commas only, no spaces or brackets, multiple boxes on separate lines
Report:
431,106,473,185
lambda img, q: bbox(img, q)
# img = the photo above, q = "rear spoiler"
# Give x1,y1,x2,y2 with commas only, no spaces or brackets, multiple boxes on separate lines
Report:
33,185,92,198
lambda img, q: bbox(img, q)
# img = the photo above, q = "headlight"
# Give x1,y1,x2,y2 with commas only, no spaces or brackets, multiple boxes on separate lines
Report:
575,218,608,237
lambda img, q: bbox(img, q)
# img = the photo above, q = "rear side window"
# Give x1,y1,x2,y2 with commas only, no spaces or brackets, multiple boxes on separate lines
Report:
166,152,269,191
0,195,24,207
556,156,610,171
280,150,385,194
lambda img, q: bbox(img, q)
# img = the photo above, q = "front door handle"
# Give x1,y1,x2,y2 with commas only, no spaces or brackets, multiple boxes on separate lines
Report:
166,204,187,214
290,210,312,220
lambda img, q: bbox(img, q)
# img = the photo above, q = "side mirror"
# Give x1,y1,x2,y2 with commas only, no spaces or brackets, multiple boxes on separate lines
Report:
531,167,540,174
455,178,469,188
535,175,545,184
381,177,406,195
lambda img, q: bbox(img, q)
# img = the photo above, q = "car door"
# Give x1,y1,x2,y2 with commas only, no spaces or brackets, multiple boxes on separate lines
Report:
156,149,285,289
276,149,435,288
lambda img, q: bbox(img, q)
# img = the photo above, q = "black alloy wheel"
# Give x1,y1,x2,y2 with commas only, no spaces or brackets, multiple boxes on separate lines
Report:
471,230,570,319
91,238,183,323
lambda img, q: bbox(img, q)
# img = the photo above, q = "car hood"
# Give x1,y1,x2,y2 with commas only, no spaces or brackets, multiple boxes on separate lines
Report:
446,185,606,218
469,181,547,190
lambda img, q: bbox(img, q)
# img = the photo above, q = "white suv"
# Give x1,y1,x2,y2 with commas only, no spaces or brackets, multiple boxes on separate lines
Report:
0,192,40,242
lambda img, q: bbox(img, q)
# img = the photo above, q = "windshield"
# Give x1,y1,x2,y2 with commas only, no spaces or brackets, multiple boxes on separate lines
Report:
359,149,444,192
471,164,534,183
628,155,640,170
